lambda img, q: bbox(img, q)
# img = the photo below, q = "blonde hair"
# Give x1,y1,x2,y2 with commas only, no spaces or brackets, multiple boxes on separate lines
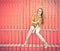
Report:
38,8,43,16
38,8,44,24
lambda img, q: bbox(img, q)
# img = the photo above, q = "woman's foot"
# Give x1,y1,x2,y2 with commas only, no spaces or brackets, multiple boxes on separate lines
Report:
43,42,49,48
24,41,28,46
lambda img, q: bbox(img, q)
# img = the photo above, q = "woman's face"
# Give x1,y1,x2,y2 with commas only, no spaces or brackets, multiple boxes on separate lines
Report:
38,9,42,15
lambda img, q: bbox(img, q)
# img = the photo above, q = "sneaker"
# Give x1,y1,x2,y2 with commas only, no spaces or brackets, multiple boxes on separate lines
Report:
44,43,49,48
24,41,28,46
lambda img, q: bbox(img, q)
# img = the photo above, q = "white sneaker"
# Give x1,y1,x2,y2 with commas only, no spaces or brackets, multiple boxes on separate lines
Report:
24,41,28,46
44,43,49,48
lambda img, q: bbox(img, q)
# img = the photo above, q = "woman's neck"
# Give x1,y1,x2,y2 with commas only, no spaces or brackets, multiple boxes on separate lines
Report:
38,14,41,17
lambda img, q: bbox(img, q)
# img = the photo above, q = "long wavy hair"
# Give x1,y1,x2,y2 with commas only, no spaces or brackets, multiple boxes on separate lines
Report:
38,8,44,24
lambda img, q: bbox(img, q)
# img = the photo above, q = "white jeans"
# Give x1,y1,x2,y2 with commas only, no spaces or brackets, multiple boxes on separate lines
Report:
26,26,46,43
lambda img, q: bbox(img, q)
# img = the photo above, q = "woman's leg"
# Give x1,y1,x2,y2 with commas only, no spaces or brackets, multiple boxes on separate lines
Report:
36,27,48,48
24,26,34,45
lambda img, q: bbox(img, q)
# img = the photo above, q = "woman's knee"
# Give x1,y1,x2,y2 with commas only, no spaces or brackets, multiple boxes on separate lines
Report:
30,26,34,30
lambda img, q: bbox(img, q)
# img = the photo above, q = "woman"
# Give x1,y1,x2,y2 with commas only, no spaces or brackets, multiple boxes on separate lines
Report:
24,8,48,48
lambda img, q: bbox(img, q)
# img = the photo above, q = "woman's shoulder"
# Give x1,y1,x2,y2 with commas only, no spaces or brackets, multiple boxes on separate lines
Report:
33,13,37,16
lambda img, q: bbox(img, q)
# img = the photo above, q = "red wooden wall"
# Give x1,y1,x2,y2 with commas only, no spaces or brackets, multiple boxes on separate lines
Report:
0,0,60,51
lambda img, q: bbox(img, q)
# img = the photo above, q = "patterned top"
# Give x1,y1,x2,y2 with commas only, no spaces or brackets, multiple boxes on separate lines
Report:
32,13,43,28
